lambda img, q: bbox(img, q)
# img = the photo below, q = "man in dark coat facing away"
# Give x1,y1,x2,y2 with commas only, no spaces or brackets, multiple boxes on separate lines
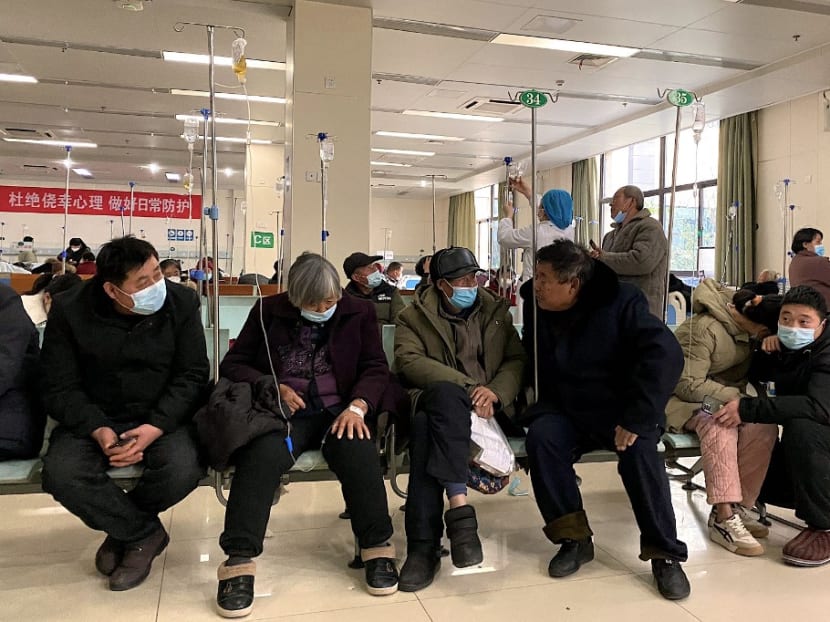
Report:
521,240,690,600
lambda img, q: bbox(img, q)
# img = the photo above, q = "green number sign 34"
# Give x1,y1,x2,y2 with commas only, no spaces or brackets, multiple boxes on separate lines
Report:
519,90,548,108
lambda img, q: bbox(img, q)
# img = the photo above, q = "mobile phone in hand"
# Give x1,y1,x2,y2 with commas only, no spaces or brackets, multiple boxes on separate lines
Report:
701,395,725,415
108,436,135,449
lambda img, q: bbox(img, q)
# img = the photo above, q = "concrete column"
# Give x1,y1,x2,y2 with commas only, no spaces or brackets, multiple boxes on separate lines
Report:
284,0,372,279
242,144,285,277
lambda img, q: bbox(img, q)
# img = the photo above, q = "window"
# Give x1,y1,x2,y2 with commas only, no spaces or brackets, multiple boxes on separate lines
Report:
474,184,500,270
600,123,719,276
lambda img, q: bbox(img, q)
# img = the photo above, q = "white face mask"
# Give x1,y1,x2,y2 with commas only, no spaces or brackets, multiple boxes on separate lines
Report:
118,278,167,315
166,275,182,284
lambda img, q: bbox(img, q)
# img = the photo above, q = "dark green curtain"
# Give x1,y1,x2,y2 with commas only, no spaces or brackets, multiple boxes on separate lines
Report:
571,158,599,247
716,111,757,285
447,191,476,249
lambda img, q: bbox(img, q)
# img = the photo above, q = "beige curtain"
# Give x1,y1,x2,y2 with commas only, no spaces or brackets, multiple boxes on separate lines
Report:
447,191,476,250
571,158,600,247
716,111,757,285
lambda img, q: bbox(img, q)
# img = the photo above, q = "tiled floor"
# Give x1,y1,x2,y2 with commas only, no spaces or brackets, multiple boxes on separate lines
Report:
1,462,825,622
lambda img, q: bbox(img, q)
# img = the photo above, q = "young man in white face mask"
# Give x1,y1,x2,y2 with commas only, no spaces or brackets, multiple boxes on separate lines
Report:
343,252,405,328
39,236,209,592
714,285,830,567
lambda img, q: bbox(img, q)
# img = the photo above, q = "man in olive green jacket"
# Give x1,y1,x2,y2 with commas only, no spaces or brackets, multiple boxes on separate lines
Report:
591,185,668,318
393,246,524,593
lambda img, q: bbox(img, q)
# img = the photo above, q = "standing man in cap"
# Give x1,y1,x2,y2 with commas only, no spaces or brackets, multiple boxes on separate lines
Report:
590,185,668,318
394,246,525,591
344,252,405,328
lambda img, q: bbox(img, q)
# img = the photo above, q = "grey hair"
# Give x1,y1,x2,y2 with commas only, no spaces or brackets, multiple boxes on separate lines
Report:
287,252,342,308
620,185,645,210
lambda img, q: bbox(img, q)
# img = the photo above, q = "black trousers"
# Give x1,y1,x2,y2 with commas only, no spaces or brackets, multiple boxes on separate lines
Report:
220,411,393,558
758,419,830,530
525,407,688,562
405,381,473,548
42,424,204,543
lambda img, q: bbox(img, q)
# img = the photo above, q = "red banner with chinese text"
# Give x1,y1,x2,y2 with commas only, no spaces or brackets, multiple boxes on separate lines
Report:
0,185,201,219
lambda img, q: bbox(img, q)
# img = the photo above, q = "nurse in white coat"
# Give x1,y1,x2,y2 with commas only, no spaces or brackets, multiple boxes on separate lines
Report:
497,178,575,280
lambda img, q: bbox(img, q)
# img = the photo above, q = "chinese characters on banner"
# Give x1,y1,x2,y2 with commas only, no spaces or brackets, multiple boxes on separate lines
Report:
0,185,202,220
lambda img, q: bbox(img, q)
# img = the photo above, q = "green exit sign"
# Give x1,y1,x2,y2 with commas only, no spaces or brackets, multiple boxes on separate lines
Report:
251,231,274,248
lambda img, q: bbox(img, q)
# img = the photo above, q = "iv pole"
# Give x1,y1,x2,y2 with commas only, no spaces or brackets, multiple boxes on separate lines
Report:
175,21,245,382
424,174,447,254
317,132,334,258
62,145,71,272
128,181,136,235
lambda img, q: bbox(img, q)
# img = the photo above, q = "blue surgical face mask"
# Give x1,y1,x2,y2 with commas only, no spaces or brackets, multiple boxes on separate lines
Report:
301,303,337,323
365,270,384,289
123,278,167,316
613,210,626,224
450,286,478,309
778,324,818,350
815,244,825,257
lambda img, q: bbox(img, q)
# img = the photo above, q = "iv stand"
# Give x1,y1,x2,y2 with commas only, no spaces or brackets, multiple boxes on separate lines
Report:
530,107,539,401
175,20,245,383
62,145,71,272
128,181,136,235
424,174,447,254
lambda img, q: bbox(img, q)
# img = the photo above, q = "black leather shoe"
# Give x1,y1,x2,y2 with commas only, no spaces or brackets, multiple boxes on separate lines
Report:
95,535,125,576
651,559,690,600
548,538,594,578
365,556,399,596
216,560,256,618
399,545,441,592
108,526,169,591
445,505,483,568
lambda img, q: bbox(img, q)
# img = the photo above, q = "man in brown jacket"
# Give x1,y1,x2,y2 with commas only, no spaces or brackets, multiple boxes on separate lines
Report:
591,185,668,318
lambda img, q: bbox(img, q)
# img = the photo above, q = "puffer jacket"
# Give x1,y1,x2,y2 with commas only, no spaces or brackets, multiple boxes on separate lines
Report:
394,285,525,413
600,208,668,317
665,278,751,431
194,375,287,471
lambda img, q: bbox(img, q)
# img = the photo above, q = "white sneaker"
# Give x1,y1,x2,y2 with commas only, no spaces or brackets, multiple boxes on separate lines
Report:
734,505,769,539
709,514,764,556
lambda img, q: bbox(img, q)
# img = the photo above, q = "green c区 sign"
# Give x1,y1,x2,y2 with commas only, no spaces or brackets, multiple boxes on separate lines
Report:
518,90,548,108
251,231,275,249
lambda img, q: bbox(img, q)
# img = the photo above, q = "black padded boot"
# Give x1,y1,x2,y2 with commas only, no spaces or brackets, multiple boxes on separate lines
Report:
444,505,483,568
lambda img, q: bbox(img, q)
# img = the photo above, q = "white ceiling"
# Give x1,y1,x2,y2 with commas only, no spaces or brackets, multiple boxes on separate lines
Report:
1,0,830,199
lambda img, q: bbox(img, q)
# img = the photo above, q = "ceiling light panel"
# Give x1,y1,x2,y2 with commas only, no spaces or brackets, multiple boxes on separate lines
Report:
174,114,280,127
162,51,285,70
171,89,286,104
164,172,181,182
72,168,93,177
0,73,38,83
372,148,435,156
491,33,640,57
375,131,465,141
402,110,504,122
2,138,97,147
370,161,412,167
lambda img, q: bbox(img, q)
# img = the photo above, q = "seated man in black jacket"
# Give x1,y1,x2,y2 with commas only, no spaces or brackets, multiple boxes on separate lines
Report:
0,283,45,460
40,236,209,592
716,285,830,567
521,240,690,600
343,252,405,327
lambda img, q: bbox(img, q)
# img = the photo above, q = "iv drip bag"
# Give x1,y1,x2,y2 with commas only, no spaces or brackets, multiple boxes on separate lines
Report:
692,101,706,133
183,117,199,145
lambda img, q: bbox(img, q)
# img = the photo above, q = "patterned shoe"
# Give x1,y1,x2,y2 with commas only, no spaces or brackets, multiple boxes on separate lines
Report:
709,514,764,556
734,505,769,539
783,529,830,567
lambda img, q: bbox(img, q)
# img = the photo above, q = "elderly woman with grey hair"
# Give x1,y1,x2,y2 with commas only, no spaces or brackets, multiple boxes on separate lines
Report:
213,252,402,617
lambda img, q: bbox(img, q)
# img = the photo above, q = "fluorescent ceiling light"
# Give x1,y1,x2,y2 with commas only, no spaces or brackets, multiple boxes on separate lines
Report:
192,135,274,145
2,138,97,148
175,114,280,127
375,131,464,142
165,172,181,182
370,161,412,167
72,168,93,177
171,89,285,104
372,148,435,156
402,110,504,123
491,33,640,58
223,167,234,177
162,51,285,70
0,73,38,83
146,163,160,174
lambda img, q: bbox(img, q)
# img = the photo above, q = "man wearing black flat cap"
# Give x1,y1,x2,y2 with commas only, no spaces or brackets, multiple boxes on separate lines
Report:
343,252,404,328
394,246,525,592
